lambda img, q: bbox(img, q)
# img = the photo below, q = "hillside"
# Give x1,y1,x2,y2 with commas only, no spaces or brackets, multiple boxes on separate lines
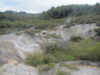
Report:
0,23,100,75
0,3,100,75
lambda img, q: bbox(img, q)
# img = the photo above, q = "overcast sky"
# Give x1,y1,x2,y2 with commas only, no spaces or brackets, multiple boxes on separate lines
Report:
0,0,100,13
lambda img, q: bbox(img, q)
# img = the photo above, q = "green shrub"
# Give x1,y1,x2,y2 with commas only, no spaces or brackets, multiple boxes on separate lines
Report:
56,70,71,75
94,28,100,36
47,34,60,38
25,52,56,66
96,21,100,26
68,39,100,61
0,18,66,34
25,38,100,68
70,15,100,25
25,29,35,36
43,43,76,61
70,36,83,42
56,54,76,61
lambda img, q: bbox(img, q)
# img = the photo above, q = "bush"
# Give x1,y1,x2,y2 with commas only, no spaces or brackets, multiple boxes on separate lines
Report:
0,18,66,34
70,36,83,42
24,29,35,36
94,28,100,36
47,34,60,38
25,38,100,68
25,42,77,67
25,52,56,66
56,70,71,75
68,39,100,61
56,54,76,61
43,43,76,61
70,15,100,25
96,21,100,26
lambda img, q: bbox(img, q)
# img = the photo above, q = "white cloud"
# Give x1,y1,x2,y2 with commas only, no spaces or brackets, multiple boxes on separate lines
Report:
0,0,100,13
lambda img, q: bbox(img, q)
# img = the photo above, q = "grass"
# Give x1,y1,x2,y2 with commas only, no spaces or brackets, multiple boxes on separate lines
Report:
1,14,100,35
43,43,77,61
70,36,83,42
47,34,60,38
56,70,71,75
25,52,56,66
70,15,100,25
25,38,100,69
0,18,66,34
25,52,56,73
68,39,100,61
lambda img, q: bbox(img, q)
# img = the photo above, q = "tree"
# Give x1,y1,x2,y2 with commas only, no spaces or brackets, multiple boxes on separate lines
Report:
94,3,100,14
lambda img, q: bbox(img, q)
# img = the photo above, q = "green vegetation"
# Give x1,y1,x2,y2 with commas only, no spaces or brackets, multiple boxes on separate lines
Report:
0,3,100,34
70,15,100,25
68,39,100,61
0,10,39,21
1,3,100,71
94,28,100,37
25,39,100,68
25,52,56,66
47,34,60,38
0,14,100,34
43,43,76,61
56,70,71,75
42,3,100,19
0,18,66,34
70,36,83,42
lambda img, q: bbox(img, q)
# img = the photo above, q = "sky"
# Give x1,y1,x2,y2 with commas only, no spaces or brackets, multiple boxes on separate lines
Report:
0,0,100,13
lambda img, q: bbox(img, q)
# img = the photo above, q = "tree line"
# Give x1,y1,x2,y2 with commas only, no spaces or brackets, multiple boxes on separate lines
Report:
0,3,100,20
41,3,100,19
0,10,39,21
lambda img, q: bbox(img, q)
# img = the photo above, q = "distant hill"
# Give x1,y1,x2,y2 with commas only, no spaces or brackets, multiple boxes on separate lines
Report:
0,10,40,21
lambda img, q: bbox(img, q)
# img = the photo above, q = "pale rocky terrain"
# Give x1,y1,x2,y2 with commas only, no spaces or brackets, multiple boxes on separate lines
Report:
40,60,100,75
0,23,100,75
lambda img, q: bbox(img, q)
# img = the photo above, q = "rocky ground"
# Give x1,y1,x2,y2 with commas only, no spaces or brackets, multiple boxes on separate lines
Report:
0,61,100,75
0,23,99,75
0,64,39,75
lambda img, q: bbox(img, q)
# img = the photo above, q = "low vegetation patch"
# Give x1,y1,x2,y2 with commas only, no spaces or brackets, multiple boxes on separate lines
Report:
43,43,76,61
68,39,100,61
25,38,100,69
70,36,83,42
0,18,66,34
56,70,71,75
47,34,60,38
70,15,100,25
25,52,56,66
94,28,100,37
